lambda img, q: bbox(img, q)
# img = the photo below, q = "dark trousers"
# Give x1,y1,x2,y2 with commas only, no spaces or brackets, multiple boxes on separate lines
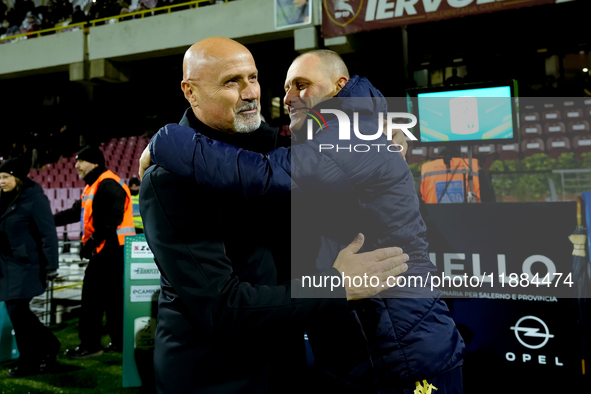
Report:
79,243,124,350
5,298,60,366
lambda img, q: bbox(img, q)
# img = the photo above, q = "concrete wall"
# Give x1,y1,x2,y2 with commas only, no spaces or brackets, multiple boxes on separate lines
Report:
89,0,286,61
0,29,86,78
0,0,319,78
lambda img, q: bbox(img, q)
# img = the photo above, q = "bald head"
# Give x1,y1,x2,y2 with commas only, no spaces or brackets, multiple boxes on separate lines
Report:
283,49,350,131
295,50,349,81
183,37,252,82
181,37,261,134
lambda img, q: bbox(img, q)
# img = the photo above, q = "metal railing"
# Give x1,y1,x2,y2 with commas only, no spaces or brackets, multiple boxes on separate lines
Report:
553,169,591,201
0,22,87,42
33,228,85,326
0,0,228,43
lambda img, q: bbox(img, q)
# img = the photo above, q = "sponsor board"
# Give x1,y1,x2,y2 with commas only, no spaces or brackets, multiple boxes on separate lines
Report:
130,285,160,303
130,263,160,280
131,242,154,259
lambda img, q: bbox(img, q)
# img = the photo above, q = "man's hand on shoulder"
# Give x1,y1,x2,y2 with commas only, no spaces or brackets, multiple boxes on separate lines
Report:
332,233,409,300
139,146,152,180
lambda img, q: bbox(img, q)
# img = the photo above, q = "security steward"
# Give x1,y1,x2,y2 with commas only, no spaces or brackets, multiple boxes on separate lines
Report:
128,177,143,234
54,146,135,358
420,147,481,203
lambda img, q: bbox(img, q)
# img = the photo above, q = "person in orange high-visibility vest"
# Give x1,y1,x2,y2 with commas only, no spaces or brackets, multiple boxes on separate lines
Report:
420,154,481,204
54,145,135,359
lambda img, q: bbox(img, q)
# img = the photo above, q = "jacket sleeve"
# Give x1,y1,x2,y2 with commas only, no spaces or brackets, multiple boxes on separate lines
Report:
91,179,127,244
53,199,81,227
33,193,59,271
141,166,348,335
150,124,293,198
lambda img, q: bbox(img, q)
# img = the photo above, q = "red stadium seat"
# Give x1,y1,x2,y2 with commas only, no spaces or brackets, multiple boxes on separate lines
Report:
572,135,591,158
542,110,561,121
472,144,495,155
543,122,566,135
521,112,540,123
564,108,583,120
546,136,571,159
44,188,56,199
521,138,545,157
497,143,520,161
567,120,590,133
56,189,68,200
521,123,543,138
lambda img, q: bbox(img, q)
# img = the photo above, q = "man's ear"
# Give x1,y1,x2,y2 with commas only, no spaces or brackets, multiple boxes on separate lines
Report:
336,76,349,92
181,81,198,107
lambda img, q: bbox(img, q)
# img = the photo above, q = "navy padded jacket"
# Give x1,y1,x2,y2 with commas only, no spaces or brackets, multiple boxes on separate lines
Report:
149,76,465,389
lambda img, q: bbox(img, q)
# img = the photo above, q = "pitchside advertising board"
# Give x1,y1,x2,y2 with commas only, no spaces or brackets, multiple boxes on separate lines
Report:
424,202,587,391
122,235,160,388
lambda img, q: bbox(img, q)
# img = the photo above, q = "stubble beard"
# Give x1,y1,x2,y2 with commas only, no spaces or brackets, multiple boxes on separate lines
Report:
234,102,261,134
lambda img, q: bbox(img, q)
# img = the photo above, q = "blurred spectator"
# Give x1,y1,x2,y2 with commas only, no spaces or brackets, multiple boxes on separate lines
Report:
445,68,463,86
0,19,9,35
20,11,40,35
128,177,143,233
72,5,86,23
0,157,61,378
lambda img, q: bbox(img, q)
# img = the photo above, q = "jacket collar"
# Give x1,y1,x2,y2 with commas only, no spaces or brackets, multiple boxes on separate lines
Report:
179,108,280,154
83,166,107,186
0,179,35,220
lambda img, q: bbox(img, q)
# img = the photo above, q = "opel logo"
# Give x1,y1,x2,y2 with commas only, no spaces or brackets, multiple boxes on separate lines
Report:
510,315,554,350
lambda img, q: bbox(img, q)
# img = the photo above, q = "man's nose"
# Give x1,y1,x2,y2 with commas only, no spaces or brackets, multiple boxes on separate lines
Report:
284,89,294,109
241,81,259,102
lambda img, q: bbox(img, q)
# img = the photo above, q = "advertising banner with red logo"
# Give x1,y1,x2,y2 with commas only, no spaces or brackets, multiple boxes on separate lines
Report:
322,0,557,38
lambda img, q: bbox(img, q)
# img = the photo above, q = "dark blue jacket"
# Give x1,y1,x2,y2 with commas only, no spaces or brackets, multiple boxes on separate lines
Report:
0,180,58,302
149,76,465,389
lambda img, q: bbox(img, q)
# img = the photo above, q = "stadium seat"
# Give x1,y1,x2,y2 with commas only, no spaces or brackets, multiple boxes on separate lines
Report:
521,138,545,157
521,112,540,123
497,143,520,161
562,99,577,108
542,110,561,121
428,147,444,160
546,136,571,158
472,144,495,155
563,108,583,120
56,189,68,200
572,135,591,158
521,123,543,138
541,100,557,110
543,121,566,135
406,146,428,164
